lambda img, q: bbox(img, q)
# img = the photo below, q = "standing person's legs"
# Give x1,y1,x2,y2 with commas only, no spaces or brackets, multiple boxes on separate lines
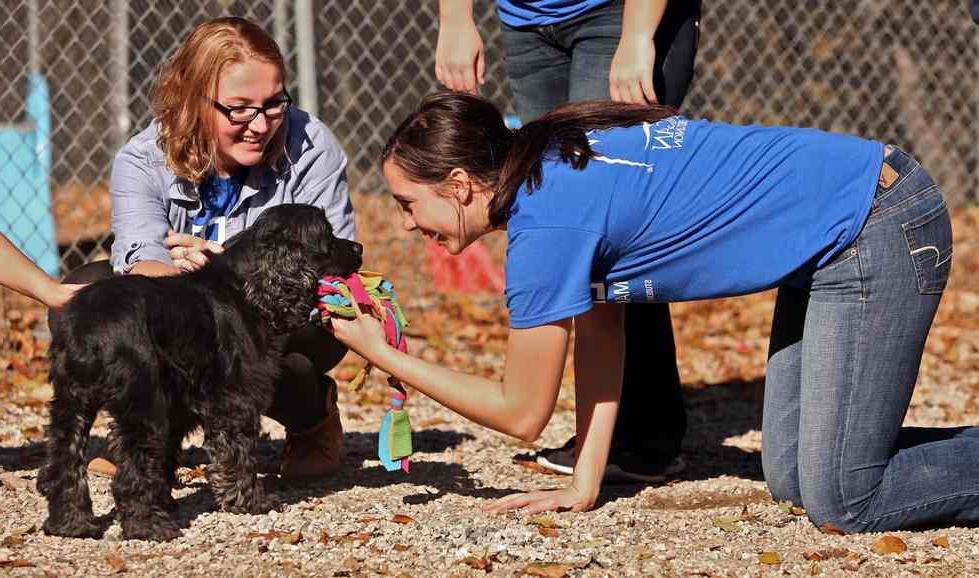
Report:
796,151,979,532
500,24,573,123
566,0,701,108
539,0,697,480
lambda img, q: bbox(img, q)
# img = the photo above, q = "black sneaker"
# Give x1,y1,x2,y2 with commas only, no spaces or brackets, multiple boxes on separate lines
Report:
535,437,685,484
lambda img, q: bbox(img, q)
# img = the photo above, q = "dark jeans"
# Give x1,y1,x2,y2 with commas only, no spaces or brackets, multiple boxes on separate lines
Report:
763,148,970,532
49,261,343,433
500,0,701,117
500,0,701,459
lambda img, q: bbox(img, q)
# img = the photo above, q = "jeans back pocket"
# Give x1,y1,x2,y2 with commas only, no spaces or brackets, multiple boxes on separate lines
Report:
902,201,952,294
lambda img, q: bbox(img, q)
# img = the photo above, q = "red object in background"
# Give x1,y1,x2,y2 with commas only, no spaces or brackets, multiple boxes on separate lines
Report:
424,238,505,294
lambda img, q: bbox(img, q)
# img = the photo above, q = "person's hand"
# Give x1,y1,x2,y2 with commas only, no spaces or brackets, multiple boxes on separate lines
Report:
609,35,657,104
46,283,85,310
329,304,391,362
165,229,224,272
435,17,485,94
482,484,597,514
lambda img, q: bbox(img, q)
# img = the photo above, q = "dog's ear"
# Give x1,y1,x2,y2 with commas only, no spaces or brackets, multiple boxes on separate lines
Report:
241,240,319,334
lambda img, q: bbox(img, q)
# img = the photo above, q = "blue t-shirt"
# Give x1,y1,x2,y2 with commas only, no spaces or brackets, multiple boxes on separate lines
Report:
505,117,883,329
497,0,612,27
190,172,245,243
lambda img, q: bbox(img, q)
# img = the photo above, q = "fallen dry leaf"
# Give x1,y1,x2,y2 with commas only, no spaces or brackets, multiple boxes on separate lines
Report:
803,548,852,561
1,526,34,547
106,553,127,573
392,514,415,525
711,515,742,532
416,417,449,428
393,543,410,552
320,530,372,545
88,457,117,477
19,426,43,441
247,530,303,544
0,473,31,491
0,559,34,568
528,516,559,529
759,551,781,565
872,535,907,555
932,534,950,548
538,526,560,538
522,562,571,578
461,555,493,572
180,465,206,482
512,458,562,476
818,522,846,535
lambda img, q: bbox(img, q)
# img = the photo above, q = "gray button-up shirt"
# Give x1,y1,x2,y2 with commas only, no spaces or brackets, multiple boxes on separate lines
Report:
109,108,355,273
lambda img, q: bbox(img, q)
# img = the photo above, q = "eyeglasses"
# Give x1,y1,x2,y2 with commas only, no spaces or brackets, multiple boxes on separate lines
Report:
210,91,292,124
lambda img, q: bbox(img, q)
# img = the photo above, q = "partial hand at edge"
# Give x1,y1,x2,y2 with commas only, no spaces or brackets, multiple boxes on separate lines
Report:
165,229,224,273
609,36,658,104
482,484,597,515
435,15,485,94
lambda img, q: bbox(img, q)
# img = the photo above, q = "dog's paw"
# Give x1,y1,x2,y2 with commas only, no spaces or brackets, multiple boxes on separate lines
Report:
43,514,103,539
120,514,182,542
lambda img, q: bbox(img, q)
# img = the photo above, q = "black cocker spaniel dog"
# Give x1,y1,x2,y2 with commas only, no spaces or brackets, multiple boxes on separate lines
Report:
39,204,362,541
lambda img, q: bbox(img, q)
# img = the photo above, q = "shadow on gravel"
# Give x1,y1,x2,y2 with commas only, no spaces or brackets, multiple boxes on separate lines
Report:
251,429,521,509
509,377,768,509
681,378,766,482
0,440,46,470
3,380,767,527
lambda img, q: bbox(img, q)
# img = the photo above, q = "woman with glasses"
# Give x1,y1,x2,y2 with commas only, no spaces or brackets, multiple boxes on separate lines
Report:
54,17,355,479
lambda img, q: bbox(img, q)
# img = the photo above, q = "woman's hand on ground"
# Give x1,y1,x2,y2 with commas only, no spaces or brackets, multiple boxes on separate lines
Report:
483,485,597,515
165,230,224,272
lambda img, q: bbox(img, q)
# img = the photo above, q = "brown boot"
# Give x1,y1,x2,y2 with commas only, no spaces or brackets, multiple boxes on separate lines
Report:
281,385,344,479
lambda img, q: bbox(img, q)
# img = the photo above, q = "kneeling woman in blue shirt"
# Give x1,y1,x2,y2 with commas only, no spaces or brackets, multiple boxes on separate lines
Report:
333,92,964,533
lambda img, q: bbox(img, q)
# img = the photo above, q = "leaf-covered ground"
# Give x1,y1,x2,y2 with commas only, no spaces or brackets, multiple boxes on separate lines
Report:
1,201,978,576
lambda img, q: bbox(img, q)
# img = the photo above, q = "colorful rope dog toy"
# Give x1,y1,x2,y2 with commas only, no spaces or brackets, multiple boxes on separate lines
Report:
313,271,412,473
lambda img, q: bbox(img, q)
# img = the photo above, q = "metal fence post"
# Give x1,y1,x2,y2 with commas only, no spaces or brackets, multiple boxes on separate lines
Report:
295,0,318,117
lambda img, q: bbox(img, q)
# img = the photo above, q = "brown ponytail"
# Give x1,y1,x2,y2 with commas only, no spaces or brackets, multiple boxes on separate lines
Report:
382,92,676,227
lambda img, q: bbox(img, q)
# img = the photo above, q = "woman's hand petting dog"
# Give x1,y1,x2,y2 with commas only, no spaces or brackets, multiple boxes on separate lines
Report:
165,229,224,272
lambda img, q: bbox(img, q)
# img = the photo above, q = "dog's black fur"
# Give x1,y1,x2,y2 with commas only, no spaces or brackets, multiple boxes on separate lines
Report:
39,204,362,541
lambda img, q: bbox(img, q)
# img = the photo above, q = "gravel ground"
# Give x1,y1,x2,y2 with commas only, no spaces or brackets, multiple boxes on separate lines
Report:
2,206,979,576
2,369,978,577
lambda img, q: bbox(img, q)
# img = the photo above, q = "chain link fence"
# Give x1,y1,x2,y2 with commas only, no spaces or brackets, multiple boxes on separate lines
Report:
0,0,976,284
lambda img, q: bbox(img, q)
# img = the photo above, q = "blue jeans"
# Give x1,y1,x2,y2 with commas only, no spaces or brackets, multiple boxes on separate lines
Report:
499,0,700,463
762,147,973,532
